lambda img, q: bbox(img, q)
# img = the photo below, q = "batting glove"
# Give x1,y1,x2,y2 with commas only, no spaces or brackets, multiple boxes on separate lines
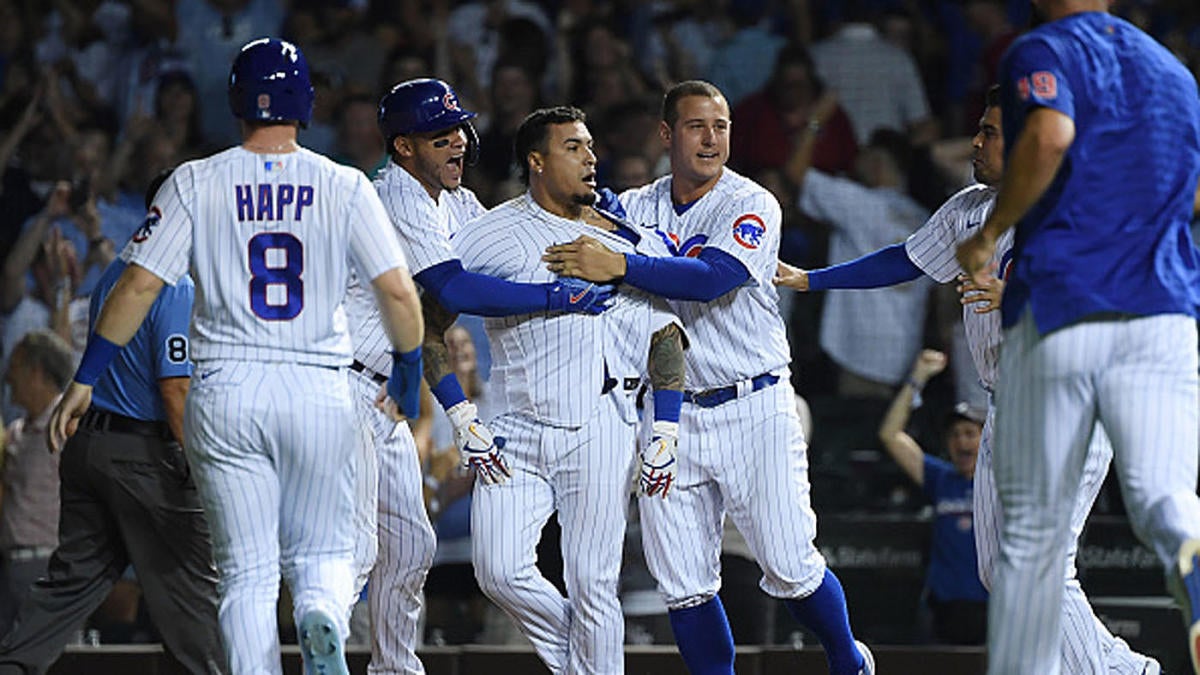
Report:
638,421,678,499
448,401,512,486
387,347,422,419
546,278,615,315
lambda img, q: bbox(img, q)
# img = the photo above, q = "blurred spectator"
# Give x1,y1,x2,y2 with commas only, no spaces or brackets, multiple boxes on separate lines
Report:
332,91,386,177
878,350,987,645
962,0,1017,134
565,21,647,122
0,85,47,265
300,70,339,155
731,44,858,178
608,152,652,194
630,0,723,87
174,0,285,147
476,60,541,204
152,70,208,161
447,1,553,110
788,124,931,398
704,0,787,108
596,97,664,183
811,1,938,145
0,330,74,635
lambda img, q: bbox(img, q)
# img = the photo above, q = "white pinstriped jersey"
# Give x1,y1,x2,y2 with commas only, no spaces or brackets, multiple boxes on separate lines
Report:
904,183,1012,390
621,169,790,388
453,192,679,427
343,162,486,375
126,146,406,366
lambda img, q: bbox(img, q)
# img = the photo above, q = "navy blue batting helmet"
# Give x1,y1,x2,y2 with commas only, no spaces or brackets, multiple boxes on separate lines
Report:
378,78,479,164
228,37,314,127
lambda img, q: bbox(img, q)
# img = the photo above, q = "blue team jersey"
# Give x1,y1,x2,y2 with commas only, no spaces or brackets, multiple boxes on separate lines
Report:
89,258,194,421
922,455,988,603
998,12,1200,333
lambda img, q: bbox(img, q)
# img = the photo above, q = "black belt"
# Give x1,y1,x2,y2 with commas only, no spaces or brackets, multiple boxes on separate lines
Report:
350,360,388,385
80,408,170,438
601,376,641,395
684,372,779,408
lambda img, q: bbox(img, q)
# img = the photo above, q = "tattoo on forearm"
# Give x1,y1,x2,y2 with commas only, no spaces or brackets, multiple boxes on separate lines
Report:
648,324,685,392
421,296,457,386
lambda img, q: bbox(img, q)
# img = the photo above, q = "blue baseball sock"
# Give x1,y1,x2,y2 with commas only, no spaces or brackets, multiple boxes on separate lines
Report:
668,596,735,675
784,570,864,675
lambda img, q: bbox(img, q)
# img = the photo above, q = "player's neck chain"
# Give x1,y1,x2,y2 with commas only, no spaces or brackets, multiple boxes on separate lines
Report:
243,140,299,154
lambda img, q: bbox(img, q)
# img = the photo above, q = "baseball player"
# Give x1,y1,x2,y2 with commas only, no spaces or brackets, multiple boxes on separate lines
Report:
47,38,426,675
775,86,1159,674
954,3,1200,673
0,169,226,675
347,78,613,675
543,81,873,675
453,105,687,674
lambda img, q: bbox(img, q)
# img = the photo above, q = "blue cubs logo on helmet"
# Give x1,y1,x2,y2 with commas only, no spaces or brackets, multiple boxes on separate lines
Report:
731,214,765,250
132,206,162,243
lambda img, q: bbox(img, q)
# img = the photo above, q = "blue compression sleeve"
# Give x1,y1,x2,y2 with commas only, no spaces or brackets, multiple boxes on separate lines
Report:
74,333,122,386
807,242,923,291
430,373,468,410
652,389,683,424
622,248,750,302
414,260,549,316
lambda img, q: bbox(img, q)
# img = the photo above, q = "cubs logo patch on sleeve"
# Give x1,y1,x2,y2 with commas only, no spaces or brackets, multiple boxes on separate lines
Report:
132,206,162,243
731,214,766,250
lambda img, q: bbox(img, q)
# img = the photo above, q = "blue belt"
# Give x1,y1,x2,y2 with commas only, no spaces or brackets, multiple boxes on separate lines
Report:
683,372,779,408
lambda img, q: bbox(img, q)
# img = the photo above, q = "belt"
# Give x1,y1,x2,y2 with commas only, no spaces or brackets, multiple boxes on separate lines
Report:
601,376,641,395
350,360,388,386
684,372,779,408
80,408,170,438
4,546,55,562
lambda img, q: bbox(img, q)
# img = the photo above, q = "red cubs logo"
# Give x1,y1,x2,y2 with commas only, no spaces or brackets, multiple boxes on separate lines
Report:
132,206,162,243
257,93,271,110
443,92,460,111
731,214,766,250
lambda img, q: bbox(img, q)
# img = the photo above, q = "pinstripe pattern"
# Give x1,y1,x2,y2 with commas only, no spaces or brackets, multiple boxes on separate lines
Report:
905,184,1011,389
348,370,436,675
184,361,358,675
350,385,379,607
621,170,790,388
988,312,1200,675
454,192,674,673
126,147,407,366
471,397,636,675
620,170,826,612
640,379,826,608
454,193,648,426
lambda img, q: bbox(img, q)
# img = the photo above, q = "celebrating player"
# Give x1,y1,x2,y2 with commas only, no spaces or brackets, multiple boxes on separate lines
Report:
543,81,873,675
453,106,687,674
47,38,426,675
953,2,1200,673
347,78,614,674
776,85,1160,673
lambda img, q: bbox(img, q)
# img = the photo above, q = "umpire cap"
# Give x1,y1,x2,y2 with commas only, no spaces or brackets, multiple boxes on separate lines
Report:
228,37,314,127
378,78,479,164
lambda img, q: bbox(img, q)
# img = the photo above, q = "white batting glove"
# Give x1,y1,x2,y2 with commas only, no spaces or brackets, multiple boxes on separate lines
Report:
638,421,678,499
447,401,512,486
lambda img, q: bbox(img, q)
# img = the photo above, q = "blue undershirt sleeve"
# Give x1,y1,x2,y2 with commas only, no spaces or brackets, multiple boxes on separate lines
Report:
413,260,549,316
621,247,751,302
807,243,923,291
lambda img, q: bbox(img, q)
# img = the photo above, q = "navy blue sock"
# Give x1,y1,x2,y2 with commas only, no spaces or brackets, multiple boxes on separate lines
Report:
668,596,735,675
784,570,864,675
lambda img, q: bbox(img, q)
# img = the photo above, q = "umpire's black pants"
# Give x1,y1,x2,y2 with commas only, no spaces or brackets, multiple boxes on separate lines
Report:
0,410,225,675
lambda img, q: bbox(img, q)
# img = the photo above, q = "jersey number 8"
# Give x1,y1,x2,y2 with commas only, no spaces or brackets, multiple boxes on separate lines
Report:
248,232,304,320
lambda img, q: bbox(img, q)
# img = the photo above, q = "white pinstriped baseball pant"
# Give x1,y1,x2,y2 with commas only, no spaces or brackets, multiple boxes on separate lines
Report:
184,361,358,675
987,312,1200,675
471,394,635,675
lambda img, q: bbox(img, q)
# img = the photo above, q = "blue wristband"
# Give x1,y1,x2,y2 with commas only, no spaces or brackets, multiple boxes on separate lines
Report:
74,333,122,386
431,373,468,411
388,347,423,419
653,389,683,424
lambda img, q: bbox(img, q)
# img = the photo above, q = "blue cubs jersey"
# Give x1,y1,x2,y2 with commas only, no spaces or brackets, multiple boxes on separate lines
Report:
998,12,1200,332
922,455,988,603
89,257,194,422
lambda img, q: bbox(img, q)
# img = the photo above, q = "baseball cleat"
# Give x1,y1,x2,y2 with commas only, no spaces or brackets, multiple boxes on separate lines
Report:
856,639,876,675
299,609,349,675
1176,538,1200,675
